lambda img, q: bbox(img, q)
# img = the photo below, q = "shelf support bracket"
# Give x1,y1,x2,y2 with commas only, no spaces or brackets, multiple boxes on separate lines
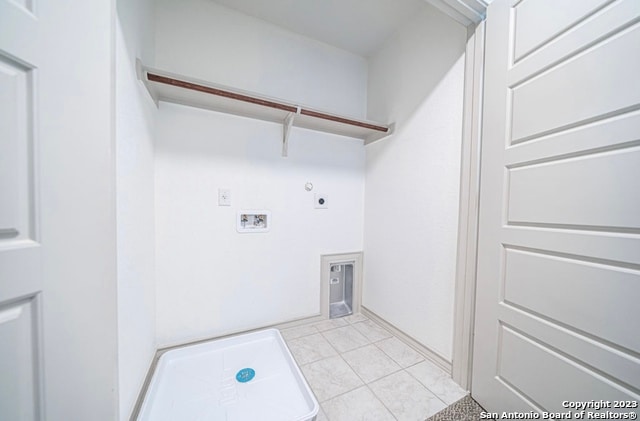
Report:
282,111,296,158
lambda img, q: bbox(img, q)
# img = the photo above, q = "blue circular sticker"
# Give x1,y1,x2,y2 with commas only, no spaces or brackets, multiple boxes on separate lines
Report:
235,368,255,383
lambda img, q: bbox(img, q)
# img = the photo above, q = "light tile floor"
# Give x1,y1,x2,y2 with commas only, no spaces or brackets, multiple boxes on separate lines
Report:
280,314,468,421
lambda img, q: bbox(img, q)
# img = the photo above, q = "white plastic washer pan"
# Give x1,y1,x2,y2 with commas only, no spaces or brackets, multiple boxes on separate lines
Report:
138,328,319,421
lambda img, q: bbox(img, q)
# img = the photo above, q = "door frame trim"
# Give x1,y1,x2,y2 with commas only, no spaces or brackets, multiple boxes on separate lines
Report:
452,19,486,391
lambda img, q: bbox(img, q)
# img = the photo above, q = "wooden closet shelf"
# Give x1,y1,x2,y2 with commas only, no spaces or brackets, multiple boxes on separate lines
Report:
138,61,393,156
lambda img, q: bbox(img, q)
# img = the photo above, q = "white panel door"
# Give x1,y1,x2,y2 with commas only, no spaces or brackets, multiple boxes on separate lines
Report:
473,0,640,415
0,1,43,420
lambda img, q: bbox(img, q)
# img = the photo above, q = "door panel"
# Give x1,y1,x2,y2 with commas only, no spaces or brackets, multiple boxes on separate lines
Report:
499,300,640,392
0,54,35,245
503,248,640,352
0,297,39,421
473,0,640,413
513,0,612,61
511,24,640,143
497,325,637,409
507,148,640,228
0,0,43,420
508,0,640,86
505,111,640,166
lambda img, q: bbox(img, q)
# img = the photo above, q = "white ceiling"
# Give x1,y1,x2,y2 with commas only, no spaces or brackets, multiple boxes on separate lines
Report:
210,0,487,57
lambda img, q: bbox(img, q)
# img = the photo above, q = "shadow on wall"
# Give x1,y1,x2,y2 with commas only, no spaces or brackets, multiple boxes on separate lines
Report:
366,5,466,140
362,3,467,359
115,0,157,419
154,102,366,173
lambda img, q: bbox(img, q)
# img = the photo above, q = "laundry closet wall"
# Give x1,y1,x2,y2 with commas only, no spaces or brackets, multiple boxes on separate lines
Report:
153,0,367,347
116,0,157,418
364,5,466,363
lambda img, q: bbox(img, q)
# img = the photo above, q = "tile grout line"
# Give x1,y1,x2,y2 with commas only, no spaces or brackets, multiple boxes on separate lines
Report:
402,357,469,407
369,367,447,419
281,326,320,341
403,366,449,408
356,321,468,407
370,337,423,368
293,325,365,406
295,318,398,416
314,351,401,419
284,314,456,420
318,325,371,354
321,330,429,418
339,344,403,388
363,383,400,421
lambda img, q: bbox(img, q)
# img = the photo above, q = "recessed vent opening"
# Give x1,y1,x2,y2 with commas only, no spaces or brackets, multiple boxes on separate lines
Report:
329,263,354,319
320,252,362,321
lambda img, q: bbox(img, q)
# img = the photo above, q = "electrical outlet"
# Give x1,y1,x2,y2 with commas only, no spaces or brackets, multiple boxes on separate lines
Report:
218,189,231,206
315,193,328,209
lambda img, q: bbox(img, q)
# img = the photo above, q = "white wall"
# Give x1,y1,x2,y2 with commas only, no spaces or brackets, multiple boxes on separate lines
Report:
155,104,365,346
154,0,368,347
154,0,367,118
116,0,156,418
363,6,466,361
38,0,119,418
